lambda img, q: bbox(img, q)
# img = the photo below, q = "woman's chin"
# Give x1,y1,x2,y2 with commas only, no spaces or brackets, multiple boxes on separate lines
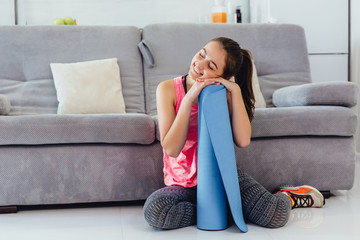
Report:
188,71,196,80
189,71,202,80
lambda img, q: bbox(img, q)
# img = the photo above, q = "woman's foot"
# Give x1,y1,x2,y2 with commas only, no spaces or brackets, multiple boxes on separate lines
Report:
277,185,325,209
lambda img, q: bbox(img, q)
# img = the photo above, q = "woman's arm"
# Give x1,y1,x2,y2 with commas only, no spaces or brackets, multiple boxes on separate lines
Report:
157,78,215,157
156,80,192,157
210,78,251,148
229,86,251,148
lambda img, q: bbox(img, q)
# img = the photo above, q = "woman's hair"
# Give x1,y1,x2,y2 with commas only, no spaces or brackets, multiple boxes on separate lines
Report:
210,37,255,121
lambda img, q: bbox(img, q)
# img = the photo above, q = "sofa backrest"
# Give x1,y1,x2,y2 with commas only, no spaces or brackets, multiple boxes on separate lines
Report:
141,23,312,115
0,26,145,115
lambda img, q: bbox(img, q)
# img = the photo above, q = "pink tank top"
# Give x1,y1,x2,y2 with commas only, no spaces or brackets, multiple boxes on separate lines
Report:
163,76,199,188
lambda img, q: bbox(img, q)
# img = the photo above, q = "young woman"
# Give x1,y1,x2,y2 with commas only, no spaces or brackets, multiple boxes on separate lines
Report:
143,37,324,230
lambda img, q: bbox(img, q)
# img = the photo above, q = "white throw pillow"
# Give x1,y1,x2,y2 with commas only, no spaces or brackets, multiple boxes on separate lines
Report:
229,61,266,108
251,61,266,108
50,58,126,114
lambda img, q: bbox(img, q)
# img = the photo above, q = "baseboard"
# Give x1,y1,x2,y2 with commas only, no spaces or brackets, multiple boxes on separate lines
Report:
0,206,18,214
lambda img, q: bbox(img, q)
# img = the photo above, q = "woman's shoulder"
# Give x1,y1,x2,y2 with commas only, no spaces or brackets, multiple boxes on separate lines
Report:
158,75,185,91
157,79,176,95
156,79,176,104
158,78,175,88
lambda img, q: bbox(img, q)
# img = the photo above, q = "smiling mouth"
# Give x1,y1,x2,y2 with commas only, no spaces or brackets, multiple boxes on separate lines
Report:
193,64,202,75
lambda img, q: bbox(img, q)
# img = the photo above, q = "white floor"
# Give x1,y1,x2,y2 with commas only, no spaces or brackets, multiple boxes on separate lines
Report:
1,160,359,240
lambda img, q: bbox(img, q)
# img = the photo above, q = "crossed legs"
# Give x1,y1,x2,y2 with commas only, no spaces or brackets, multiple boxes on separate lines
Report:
143,170,291,229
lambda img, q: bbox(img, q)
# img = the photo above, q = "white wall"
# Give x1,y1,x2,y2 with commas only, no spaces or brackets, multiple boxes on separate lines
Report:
351,0,360,83
267,0,349,83
13,0,249,27
0,0,15,25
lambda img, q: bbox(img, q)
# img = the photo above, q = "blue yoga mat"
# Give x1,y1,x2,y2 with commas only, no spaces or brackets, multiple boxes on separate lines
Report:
197,85,248,233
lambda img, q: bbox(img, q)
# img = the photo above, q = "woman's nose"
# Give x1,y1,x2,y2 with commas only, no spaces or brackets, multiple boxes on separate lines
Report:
197,59,209,69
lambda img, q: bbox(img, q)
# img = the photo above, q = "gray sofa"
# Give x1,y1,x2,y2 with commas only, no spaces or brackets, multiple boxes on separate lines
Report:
0,23,358,210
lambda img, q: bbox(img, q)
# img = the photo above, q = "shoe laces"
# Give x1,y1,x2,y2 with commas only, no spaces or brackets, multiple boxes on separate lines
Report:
290,193,314,208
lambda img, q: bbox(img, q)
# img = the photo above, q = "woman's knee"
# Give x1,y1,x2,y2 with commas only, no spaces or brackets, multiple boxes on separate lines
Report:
265,193,292,228
143,186,196,229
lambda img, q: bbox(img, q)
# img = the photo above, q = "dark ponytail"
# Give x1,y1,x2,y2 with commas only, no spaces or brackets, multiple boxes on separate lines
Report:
235,49,255,121
210,37,255,121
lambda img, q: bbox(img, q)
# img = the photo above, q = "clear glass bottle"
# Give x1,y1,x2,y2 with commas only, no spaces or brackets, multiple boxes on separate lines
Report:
212,0,227,23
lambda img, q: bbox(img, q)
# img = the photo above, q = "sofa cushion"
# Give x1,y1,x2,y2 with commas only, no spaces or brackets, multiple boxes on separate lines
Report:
50,58,126,114
272,82,359,108
141,23,311,115
153,106,357,141
0,113,155,145
152,115,160,141
258,72,312,107
251,106,357,138
0,26,144,114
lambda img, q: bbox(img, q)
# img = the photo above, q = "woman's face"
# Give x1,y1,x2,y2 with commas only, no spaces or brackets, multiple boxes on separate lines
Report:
189,41,227,80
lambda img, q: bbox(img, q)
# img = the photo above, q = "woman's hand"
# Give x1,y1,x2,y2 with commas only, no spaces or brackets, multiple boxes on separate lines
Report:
184,78,216,104
205,77,240,93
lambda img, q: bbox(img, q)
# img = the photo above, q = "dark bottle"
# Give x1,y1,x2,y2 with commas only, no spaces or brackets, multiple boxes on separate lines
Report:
236,6,242,23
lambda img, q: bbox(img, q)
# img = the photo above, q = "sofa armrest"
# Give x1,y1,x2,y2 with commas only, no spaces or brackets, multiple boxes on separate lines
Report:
272,82,359,107
0,94,11,115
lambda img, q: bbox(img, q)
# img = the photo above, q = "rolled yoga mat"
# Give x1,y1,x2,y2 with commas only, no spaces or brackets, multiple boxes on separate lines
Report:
197,85,248,233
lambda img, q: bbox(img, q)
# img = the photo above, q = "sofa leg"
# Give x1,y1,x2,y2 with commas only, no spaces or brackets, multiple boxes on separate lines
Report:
320,191,331,199
0,206,18,214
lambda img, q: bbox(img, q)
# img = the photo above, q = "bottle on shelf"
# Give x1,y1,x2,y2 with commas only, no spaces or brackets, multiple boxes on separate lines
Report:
236,6,242,23
212,0,227,23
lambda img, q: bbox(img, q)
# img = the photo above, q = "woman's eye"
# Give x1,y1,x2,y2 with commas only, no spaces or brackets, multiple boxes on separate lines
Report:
199,51,214,71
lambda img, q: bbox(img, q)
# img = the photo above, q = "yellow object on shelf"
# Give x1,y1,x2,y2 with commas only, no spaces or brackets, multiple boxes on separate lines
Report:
211,0,227,23
212,12,227,23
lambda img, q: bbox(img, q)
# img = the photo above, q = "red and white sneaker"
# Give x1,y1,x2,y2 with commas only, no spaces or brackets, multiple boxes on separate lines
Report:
277,185,325,209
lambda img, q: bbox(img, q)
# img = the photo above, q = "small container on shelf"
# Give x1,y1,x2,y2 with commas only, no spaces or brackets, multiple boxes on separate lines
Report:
212,0,227,23
236,6,242,23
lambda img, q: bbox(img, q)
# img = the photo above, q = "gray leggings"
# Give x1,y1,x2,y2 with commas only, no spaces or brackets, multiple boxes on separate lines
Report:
143,170,291,229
